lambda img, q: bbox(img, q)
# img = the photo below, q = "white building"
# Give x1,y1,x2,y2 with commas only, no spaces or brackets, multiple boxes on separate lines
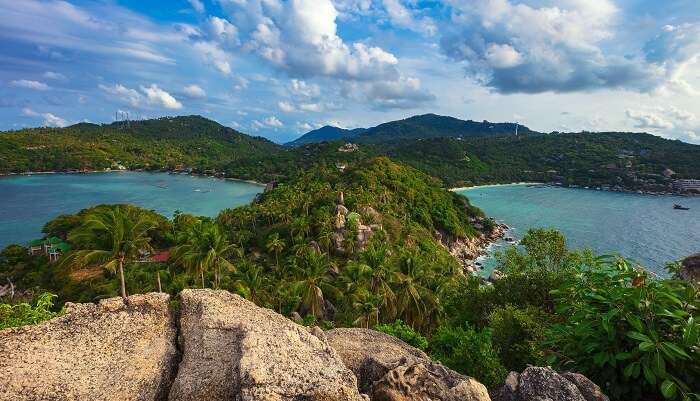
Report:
673,179,700,192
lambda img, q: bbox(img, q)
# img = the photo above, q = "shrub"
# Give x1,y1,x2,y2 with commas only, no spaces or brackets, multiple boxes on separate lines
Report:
0,293,61,329
546,257,700,401
375,319,429,350
429,325,508,388
489,305,549,371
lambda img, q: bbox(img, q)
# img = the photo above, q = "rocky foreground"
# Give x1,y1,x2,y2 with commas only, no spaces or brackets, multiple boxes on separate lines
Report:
0,290,608,401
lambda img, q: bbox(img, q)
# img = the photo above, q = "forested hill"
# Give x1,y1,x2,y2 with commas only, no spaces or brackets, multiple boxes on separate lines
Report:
381,131,700,188
0,115,284,178
287,114,533,145
285,125,366,146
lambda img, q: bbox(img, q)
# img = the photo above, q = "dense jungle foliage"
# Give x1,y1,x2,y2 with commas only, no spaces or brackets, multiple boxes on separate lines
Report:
2,115,699,191
1,157,698,400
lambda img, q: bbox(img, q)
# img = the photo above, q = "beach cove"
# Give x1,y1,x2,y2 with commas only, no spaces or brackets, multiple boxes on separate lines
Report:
0,172,264,249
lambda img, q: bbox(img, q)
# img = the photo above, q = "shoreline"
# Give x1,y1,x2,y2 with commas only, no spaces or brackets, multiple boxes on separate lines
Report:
0,169,267,187
449,182,543,192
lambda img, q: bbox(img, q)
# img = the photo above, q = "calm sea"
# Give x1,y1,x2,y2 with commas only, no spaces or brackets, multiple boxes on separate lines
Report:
0,172,263,249
458,185,700,276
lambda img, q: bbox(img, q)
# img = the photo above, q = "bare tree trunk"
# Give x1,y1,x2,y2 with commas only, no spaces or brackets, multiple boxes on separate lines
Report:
201,270,205,288
118,255,127,299
156,271,162,293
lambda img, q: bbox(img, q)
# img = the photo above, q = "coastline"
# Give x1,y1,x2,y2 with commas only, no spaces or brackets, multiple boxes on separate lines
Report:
449,182,543,192
0,169,267,187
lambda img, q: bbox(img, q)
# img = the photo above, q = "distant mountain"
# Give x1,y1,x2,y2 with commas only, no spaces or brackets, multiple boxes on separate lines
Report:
286,125,366,146
288,114,533,146
354,114,534,144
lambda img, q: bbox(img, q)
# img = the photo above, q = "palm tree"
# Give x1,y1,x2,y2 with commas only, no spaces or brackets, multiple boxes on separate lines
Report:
232,260,265,304
352,292,382,329
391,253,437,329
173,221,238,288
266,232,286,268
292,251,338,320
62,205,156,299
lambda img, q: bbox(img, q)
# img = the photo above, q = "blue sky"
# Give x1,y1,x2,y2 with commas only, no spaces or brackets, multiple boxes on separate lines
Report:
1,0,699,144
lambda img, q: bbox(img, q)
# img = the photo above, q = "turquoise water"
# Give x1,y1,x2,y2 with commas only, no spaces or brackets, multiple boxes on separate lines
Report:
458,185,700,276
0,172,263,249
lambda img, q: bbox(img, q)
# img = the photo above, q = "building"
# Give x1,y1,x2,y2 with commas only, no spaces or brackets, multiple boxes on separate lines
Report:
673,179,700,193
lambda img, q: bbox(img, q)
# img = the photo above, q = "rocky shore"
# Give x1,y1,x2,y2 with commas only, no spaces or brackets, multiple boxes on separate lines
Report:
438,222,508,275
0,290,608,401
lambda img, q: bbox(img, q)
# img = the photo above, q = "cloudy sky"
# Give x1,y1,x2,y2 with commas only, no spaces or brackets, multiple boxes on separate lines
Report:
1,0,699,143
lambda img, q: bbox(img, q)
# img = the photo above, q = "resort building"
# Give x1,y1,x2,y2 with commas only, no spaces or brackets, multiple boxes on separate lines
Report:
673,179,700,193
28,237,72,262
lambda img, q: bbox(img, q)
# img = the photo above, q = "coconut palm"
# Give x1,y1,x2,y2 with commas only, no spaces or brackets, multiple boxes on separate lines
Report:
392,253,437,329
352,292,382,329
172,221,238,288
62,205,157,299
292,251,338,320
232,260,265,304
266,232,286,268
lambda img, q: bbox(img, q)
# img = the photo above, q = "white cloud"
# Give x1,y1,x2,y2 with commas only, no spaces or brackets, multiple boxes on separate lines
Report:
219,0,399,81
140,84,183,109
299,103,323,112
22,108,68,127
99,83,182,110
183,84,206,98
206,16,239,46
382,0,436,36
10,79,49,90
278,101,296,112
625,109,673,130
626,107,698,142
346,75,435,109
289,79,321,98
187,0,205,13
192,41,232,75
43,71,66,80
439,0,696,93
253,115,284,129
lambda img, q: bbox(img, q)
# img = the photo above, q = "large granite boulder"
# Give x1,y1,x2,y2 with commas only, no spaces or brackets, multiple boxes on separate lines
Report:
0,293,178,401
680,253,700,287
168,289,365,401
490,367,608,401
326,328,489,401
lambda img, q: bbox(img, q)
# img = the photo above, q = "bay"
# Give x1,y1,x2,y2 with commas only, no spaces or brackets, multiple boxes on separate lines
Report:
457,185,700,276
0,172,264,249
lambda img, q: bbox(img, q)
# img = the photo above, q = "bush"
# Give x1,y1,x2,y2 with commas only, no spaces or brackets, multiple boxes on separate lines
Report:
0,293,61,329
546,257,700,401
429,325,508,388
375,319,429,350
489,305,549,372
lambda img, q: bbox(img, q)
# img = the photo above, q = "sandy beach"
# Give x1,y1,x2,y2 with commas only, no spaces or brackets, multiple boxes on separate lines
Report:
449,182,543,192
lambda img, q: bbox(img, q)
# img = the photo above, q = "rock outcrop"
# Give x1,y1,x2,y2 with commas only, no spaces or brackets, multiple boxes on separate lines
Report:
0,293,178,401
327,328,490,401
680,252,700,287
490,367,609,401
0,290,607,401
168,289,364,401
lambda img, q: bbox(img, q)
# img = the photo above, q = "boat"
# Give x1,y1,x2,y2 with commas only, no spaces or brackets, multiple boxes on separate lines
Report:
673,204,690,210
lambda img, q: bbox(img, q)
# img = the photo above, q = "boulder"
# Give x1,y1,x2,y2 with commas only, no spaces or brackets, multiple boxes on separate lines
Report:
490,367,607,401
680,253,700,287
168,289,364,401
336,204,349,216
0,293,178,401
326,328,489,401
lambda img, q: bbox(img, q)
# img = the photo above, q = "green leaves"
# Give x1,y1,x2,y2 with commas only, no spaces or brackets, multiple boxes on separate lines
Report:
661,380,677,399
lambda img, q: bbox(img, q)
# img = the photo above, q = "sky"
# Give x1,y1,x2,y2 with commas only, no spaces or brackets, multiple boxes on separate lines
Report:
0,0,699,144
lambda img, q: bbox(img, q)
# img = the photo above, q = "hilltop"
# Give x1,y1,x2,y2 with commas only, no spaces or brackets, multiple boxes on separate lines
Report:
0,115,286,182
286,125,366,146
287,114,530,146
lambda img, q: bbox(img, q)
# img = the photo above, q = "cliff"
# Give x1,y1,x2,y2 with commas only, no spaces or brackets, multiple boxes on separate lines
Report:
0,290,608,401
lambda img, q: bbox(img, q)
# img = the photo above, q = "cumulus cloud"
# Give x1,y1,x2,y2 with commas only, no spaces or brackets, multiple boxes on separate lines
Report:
289,79,321,98
278,101,296,112
217,0,399,81
183,84,206,98
382,0,436,36
440,0,700,94
253,115,284,129
206,16,239,46
187,0,205,13
99,83,182,109
192,41,232,75
10,79,49,90
22,107,68,127
346,76,435,109
626,109,674,130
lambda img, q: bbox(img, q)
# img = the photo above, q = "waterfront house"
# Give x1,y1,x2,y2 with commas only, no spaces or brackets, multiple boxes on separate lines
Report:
673,179,700,193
